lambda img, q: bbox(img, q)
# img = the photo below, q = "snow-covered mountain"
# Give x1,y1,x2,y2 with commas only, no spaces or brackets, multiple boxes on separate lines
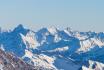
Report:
0,24,104,70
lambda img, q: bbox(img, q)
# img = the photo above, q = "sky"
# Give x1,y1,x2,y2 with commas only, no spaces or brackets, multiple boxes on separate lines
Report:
0,0,104,32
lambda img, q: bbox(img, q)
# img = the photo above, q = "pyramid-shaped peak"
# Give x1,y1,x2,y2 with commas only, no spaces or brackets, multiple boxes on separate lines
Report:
15,24,24,30
13,24,27,32
12,24,29,35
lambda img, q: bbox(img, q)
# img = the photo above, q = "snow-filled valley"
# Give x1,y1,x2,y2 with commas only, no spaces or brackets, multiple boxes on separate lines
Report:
0,24,104,70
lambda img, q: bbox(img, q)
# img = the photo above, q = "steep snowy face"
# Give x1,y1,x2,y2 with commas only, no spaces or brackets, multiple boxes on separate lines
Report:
0,25,31,57
34,27,80,56
69,31,104,64
78,38,104,52
76,31,104,44
20,27,81,70
20,31,40,49
47,26,58,35
82,60,104,70
75,32,104,52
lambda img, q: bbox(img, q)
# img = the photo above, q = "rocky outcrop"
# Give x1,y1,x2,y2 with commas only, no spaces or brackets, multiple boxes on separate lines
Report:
0,49,36,70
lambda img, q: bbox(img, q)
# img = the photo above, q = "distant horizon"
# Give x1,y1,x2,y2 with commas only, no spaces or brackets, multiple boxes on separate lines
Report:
0,0,104,32
0,24,103,33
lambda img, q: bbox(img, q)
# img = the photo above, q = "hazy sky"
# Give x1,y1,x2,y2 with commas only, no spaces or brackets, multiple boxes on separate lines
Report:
0,0,104,32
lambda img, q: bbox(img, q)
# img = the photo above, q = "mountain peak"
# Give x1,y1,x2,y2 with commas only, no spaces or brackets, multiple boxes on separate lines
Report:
15,24,24,30
12,24,29,35
66,27,72,32
47,26,58,35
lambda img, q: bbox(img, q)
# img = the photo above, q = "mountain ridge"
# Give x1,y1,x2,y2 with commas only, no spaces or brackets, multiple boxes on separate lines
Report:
0,24,104,70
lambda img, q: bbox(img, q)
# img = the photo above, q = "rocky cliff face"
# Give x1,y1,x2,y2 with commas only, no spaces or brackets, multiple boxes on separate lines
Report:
0,49,36,70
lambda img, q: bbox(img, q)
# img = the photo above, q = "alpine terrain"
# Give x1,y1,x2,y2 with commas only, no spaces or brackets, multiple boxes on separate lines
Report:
0,24,104,70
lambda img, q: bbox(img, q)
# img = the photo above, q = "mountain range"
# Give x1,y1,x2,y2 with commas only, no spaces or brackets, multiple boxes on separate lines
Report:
0,24,104,70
